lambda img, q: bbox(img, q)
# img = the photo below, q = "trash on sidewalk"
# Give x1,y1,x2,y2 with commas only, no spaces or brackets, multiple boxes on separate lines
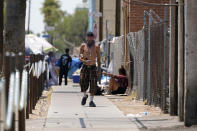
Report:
156,107,160,110
126,113,142,118
115,99,120,102
126,112,149,118
140,112,149,116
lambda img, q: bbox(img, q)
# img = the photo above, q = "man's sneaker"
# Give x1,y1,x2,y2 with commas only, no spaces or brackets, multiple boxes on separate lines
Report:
89,101,96,107
81,95,88,105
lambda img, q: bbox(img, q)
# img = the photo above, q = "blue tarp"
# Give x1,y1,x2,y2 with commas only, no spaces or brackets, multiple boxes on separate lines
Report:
101,76,110,81
55,57,82,78
68,58,82,78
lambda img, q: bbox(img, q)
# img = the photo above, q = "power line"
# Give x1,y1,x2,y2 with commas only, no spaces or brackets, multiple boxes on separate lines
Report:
123,0,180,7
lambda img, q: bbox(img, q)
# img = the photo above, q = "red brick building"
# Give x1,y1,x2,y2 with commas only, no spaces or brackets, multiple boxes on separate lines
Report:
123,0,169,32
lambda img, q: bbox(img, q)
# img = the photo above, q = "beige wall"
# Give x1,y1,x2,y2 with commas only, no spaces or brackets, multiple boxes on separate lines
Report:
96,0,124,41
103,0,116,38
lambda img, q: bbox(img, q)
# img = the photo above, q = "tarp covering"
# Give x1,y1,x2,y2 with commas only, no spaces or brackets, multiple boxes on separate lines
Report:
68,57,82,78
25,34,57,55
56,57,82,79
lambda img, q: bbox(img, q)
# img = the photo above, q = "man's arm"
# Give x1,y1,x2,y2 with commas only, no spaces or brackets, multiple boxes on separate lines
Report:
79,44,85,62
103,72,114,77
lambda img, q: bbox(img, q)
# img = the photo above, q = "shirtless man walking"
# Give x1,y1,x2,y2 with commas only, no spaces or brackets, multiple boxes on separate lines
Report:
79,32,101,107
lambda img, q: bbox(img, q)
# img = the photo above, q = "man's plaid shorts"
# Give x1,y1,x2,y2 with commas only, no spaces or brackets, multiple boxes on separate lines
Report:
80,65,97,94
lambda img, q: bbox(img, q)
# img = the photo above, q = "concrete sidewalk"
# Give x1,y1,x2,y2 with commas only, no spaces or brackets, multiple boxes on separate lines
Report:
43,83,139,131
26,82,190,131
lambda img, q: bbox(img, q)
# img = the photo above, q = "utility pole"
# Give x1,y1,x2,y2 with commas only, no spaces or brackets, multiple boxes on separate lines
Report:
99,0,103,41
106,20,110,66
0,0,4,73
184,0,197,127
0,0,4,123
122,6,128,68
178,0,184,122
89,0,96,31
115,0,121,36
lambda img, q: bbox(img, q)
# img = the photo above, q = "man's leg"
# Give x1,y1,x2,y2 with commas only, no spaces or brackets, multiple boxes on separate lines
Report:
109,78,119,91
81,91,88,105
59,70,63,85
109,78,114,92
89,67,97,107
80,67,89,105
89,86,96,107
64,69,68,85
90,93,95,101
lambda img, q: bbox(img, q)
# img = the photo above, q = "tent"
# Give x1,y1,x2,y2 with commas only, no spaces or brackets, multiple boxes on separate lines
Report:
25,34,57,55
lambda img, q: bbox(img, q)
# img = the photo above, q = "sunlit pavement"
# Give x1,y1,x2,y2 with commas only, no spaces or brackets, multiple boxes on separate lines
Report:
26,82,139,131
26,82,189,131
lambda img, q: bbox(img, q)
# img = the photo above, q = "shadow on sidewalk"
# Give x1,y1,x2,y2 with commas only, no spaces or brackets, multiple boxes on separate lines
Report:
53,91,80,94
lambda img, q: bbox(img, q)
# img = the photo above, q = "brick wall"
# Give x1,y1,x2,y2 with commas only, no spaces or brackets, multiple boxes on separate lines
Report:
125,0,169,32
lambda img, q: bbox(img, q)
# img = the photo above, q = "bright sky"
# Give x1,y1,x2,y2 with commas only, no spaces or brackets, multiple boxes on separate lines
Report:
25,0,83,34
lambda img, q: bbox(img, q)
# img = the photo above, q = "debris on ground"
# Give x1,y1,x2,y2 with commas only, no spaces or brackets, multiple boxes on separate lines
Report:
29,88,53,119
108,95,167,117
107,95,185,130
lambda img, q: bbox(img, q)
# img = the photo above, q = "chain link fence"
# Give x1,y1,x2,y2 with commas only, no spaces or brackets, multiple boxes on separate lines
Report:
127,30,145,100
149,23,165,107
126,21,169,111
99,6,169,111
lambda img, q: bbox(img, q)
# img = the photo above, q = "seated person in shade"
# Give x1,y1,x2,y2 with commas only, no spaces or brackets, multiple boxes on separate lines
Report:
103,66,128,95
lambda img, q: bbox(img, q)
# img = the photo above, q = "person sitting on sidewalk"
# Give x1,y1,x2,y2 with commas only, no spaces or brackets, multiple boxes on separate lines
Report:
103,66,128,95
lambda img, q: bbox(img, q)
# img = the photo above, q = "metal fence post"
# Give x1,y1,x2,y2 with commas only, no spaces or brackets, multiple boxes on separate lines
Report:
17,53,25,131
10,52,16,131
163,6,169,112
143,11,149,101
31,55,34,111
26,58,30,119
4,52,10,131
147,13,152,105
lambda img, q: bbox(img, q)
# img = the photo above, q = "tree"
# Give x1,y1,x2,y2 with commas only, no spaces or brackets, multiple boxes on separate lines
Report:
69,9,89,45
41,0,88,53
41,0,65,49
41,0,64,27
54,8,89,51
